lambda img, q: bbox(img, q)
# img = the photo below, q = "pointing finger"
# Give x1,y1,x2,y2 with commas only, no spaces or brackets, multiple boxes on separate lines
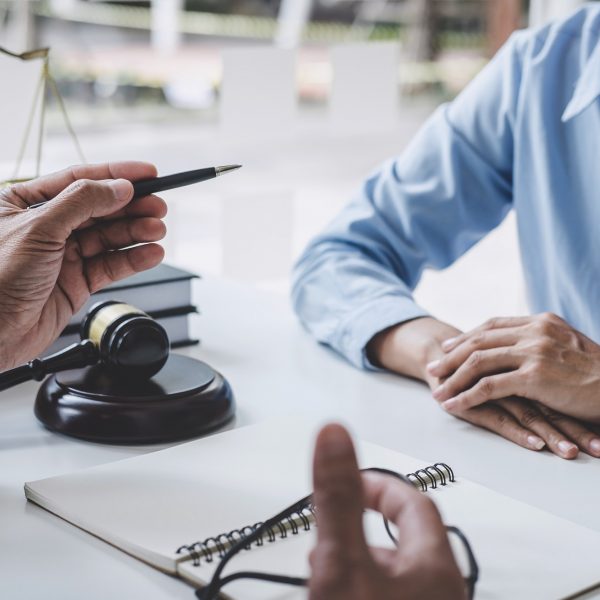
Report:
312,424,369,557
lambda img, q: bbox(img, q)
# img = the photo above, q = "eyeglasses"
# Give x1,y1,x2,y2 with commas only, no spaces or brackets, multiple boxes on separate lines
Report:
195,467,479,600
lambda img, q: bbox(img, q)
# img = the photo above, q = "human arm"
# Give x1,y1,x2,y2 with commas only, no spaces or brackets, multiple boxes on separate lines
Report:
292,31,526,369
309,423,466,600
0,162,166,370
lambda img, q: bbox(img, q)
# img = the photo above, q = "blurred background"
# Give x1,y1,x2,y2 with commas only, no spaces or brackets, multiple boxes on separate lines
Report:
0,0,590,330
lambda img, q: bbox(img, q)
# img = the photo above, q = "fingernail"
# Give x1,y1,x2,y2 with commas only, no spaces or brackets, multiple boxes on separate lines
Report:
527,435,545,450
558,440,578,456
590,439,600,455
427,359,440,372
441,398,457,411
432,385,445,400
109,179,132,201
441,337,457,351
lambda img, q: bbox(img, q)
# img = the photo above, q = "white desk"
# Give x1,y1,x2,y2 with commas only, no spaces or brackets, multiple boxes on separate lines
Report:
2,276,600,599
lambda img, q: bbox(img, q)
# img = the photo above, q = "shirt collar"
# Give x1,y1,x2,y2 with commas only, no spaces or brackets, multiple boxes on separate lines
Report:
562,39,600,122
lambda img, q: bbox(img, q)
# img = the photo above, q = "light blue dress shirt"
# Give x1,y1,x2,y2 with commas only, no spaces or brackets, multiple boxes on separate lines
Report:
292,5,600,370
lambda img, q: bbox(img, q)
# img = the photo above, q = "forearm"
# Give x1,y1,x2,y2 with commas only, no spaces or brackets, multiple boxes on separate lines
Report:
292,248,429,369
367,317,461,387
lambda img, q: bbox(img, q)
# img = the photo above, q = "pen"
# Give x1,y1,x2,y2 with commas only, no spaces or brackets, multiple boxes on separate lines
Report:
26,164,242,210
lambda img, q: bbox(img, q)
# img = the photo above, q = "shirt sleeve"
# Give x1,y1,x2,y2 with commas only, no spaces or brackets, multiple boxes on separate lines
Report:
291,31,527,370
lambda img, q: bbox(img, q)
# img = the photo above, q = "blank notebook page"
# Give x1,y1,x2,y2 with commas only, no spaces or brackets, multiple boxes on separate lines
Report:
25,421,600,600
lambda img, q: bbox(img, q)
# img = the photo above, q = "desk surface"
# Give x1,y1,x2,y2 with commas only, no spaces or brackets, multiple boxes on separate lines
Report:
2,277,600,599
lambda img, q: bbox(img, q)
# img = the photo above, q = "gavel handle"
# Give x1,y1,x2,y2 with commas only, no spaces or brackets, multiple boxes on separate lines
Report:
0,363,35,390
0,340,99,392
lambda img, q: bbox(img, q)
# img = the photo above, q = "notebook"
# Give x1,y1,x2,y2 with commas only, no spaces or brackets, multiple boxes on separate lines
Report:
24,421,600,600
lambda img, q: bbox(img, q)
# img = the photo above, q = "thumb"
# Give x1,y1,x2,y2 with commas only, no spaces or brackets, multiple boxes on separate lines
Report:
312,424,369,556
40,178,133,238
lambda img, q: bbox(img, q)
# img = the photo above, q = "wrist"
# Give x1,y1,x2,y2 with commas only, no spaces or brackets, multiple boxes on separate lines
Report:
367,317,461,383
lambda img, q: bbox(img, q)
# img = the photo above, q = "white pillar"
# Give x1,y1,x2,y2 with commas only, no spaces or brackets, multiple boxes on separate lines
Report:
529,0,584,27
151,0,183,54
275,0,313,48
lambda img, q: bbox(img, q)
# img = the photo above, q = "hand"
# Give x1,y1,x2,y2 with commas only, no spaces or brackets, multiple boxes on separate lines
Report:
0,162,167,369
429,313,600,426
309,423,466,600
369,317,600,459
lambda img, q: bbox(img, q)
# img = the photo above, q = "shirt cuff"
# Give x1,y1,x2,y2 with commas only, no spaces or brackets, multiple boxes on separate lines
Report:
336,296,430,371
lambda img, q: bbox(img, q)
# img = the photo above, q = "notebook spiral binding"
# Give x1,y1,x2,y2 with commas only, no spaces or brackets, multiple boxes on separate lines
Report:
406,462,455,492
175,463,454,567
176,504,316,567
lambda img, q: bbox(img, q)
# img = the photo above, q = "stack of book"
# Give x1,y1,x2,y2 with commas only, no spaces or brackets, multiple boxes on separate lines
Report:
45,264,199,355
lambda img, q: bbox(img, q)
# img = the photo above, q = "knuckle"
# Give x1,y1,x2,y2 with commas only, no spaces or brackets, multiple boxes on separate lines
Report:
483,318,499,330
68,178,96,195
529,357,546,376
7,182,26,199
535,312,561,334
467,351,482,368
477,377,494,397
469,332,485,348
519,408,540,428
533,320,552,336
532,338,554,356
567,330,585,351
495,411,508,428
542,409,564,426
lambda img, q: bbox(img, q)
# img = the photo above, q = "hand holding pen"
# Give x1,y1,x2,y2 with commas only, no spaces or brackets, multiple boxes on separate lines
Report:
0,161,240,370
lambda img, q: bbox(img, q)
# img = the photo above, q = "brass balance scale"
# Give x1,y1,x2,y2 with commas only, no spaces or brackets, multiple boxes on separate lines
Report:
0,45,85,187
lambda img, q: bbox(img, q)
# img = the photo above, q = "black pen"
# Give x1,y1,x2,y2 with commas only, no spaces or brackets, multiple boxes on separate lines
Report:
27,164,242,209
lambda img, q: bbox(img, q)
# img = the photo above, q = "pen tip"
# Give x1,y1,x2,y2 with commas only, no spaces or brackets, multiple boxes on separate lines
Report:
215,164,242,176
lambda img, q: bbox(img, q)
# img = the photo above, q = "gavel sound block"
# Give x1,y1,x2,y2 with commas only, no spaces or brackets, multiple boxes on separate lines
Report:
35,355,235,444
0,301,235,444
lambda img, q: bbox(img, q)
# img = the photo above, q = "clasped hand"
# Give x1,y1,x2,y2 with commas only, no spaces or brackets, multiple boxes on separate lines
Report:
0,162,166,370
428,313,600,457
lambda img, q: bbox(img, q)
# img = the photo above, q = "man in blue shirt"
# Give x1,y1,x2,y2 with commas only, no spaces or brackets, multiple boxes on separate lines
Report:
293,5,600,460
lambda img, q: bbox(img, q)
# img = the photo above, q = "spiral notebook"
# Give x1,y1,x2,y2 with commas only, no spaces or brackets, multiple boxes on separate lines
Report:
25,421,600,599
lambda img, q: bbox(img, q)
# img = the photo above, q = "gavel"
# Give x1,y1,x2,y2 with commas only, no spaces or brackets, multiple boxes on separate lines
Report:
0,301,170,391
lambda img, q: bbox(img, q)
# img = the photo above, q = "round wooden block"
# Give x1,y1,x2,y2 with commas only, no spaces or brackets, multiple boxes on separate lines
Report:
34,355,235,444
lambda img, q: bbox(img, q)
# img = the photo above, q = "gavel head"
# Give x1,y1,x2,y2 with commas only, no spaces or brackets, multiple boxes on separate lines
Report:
81,301,170,379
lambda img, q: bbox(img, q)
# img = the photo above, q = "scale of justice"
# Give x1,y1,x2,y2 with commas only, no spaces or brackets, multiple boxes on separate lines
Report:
0,46,236,444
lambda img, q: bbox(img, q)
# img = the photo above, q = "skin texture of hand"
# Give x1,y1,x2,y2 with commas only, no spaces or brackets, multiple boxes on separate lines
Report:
309,423,466,600
368,317,600,459
0,162,167,370
429,313,600,429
